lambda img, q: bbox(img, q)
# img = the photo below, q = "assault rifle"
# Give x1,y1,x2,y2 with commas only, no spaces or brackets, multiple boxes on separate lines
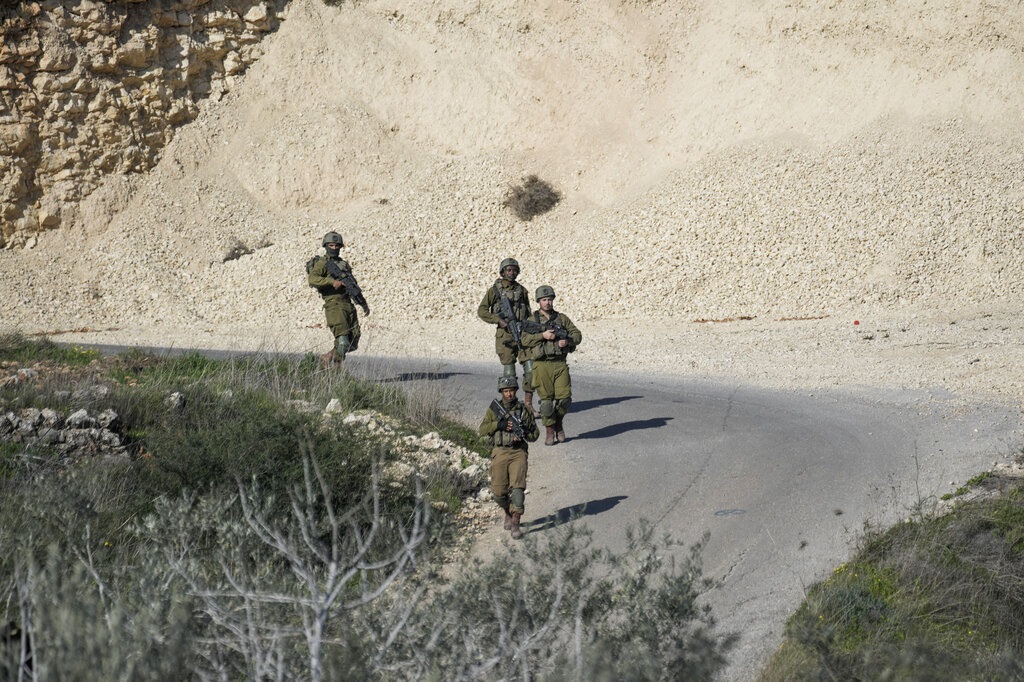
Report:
490,399,528,442
523,317,573,348
325,259,370,315
497,295,524,348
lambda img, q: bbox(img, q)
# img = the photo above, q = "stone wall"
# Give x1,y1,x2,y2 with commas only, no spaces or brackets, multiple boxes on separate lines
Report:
0,0,289,248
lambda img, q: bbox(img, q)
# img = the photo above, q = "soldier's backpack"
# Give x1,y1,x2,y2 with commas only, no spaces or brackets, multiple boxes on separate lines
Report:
305,255,323,285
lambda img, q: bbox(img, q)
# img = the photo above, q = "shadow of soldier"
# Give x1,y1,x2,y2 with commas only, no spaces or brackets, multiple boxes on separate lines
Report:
377,371,472,383
572,417,673,440
569,395,643,412
523,495,628,533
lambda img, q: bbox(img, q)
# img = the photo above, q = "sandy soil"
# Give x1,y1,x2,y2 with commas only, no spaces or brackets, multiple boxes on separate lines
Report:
1,0,1021,434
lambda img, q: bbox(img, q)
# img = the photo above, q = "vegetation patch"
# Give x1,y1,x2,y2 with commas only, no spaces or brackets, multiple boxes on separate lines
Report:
762,471,1024,681
1,335,733,679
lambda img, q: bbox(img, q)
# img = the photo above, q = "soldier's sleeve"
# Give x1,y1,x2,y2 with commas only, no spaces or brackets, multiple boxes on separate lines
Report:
479,406,498,439
478,287,500,324
520,326,543,348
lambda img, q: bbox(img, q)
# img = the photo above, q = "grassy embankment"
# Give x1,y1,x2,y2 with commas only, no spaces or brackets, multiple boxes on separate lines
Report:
761,459,1024,679
0,334,733,680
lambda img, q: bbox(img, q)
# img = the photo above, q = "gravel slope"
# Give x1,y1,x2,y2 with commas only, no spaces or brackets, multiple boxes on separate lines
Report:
1,0,1023,407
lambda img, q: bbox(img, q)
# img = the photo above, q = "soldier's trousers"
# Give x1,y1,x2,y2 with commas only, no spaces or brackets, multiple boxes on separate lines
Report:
531,359,571,426
493,333,532,391
491,446,528,512
325,299,360,352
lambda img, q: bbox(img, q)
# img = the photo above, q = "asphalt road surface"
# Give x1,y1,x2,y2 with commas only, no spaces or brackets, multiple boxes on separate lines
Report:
68,346,1024,680
351,354,1023,681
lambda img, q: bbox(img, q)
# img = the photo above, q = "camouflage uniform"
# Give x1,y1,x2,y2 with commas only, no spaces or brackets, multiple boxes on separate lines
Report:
307,232,364,365
479,376,539,539
477,258,536,411
521,285,582,445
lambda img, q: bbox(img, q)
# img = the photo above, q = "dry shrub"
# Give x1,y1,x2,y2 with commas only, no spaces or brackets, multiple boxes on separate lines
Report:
503,174,562,221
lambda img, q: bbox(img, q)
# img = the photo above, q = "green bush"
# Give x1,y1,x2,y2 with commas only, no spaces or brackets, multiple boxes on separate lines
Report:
365,522,734,680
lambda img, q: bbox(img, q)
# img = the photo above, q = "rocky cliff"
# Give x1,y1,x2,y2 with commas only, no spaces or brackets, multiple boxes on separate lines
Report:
0,0,287,247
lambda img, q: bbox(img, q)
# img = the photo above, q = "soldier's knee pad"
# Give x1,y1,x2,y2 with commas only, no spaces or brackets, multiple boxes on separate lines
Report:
502,363,516,378
554,397,572,414
335,335,351,358
509,488,525,510
494,495,510,510
539,399,555,418
522,360,534,384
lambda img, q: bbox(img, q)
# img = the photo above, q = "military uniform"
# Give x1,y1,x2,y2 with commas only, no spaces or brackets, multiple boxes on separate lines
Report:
520,285,582,445
477,278,531,365
307,231,366,365
477,257,537,413
479,376,539,539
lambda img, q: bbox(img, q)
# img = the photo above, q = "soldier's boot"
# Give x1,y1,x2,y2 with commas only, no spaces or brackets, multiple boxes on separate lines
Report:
498,502,513,530
510,512,524,540
545,425,556,446
495,497,513,530
523,391,538,417
320,350,336,368
555,414,566,443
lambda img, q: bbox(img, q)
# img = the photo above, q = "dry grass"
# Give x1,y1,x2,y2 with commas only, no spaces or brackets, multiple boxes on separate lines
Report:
502,174,562,221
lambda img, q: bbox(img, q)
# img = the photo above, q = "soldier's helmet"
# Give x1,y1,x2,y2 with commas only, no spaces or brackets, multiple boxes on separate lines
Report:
497,376,519,391
499,257,520,272
322,231,344,247
535,285,556,301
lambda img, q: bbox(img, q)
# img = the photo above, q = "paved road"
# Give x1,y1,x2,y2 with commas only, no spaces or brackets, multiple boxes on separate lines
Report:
354,355,1024,681
69,345,1024,679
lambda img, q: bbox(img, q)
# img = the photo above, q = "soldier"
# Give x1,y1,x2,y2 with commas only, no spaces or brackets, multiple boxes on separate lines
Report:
306,231,370,368
477,257,538,415
479,375,539,539
521,285,582,446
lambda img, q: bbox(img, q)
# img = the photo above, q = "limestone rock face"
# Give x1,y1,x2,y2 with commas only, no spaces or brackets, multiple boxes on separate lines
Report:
0,0,288,248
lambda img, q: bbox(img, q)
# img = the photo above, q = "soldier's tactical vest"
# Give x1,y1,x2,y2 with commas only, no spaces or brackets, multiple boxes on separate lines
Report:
490,280,530,321
528,311,571,360
492,402,528,447
311,256,353,300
